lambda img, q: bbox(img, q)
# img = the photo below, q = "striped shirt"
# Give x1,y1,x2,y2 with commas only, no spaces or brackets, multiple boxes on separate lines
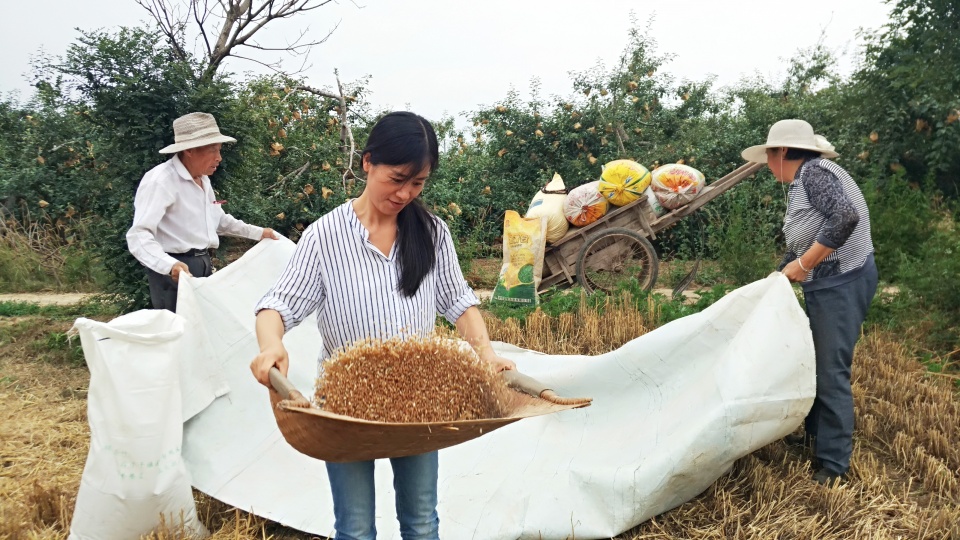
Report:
255,201,479,362
780,158,875,290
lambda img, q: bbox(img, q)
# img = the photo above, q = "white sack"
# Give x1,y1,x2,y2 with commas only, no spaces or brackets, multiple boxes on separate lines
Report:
176,237,815,540
525,172,570,243
69,310,206,540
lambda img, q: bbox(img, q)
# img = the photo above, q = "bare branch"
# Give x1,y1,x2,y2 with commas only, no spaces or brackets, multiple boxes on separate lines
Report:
140,0,346,82
245,25,334,54
191,0,214,58
294,84,341,101
229,53,297,77
335,71,357,192
206,0,339,77
135,0,190,62
266,160,311,192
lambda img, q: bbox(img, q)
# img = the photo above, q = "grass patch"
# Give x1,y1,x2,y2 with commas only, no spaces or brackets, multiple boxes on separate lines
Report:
462,258,502,289
0,298,121,319
0,317,87,367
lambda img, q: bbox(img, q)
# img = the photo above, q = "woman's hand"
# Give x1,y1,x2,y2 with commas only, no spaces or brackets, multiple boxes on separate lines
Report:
250,344,289,387
782,259,810,283
486,354,516,373
455,306,518,372
251,309,289,387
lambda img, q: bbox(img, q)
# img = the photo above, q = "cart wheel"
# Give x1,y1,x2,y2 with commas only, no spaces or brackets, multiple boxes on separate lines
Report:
575,228,659,294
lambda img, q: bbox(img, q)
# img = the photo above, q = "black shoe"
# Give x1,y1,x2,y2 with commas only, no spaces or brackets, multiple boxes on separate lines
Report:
783,433,812,448
812,468,845,486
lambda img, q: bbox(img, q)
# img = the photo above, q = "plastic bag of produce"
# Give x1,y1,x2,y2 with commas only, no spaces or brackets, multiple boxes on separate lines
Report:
69,311,207,540
651,164,705,210
598,160,652,206
525,173,569,244
645,186,666,217
564,181,608,227
491,211,547,306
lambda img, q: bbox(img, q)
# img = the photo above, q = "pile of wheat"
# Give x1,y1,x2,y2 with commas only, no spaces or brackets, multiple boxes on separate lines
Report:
314,335,511,423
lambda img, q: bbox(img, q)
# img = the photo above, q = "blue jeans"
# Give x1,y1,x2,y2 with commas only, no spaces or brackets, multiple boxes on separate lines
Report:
325,452,440,540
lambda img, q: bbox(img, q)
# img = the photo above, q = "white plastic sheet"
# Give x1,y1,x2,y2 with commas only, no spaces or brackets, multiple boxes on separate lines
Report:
174,238,815,539
69,311,206,540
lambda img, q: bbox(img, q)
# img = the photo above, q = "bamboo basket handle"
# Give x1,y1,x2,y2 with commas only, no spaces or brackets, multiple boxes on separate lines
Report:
269,367,312,408
501,370,593,406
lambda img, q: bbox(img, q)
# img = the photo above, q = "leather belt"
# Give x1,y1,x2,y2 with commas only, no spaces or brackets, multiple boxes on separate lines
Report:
169,248,211,257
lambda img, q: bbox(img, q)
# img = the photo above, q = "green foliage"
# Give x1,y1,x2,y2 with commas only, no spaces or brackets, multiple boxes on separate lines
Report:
704,178,783,285
38,331,86,366
0,317,88,366
228,77,372,240
846,0,960,198
1,0,958,363
861,173,938,279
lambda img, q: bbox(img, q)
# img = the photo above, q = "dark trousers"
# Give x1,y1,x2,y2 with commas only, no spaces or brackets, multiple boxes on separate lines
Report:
803,260,878,474
145,251,213,312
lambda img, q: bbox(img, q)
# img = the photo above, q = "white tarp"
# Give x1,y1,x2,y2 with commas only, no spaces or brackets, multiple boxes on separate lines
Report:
175,238,815,539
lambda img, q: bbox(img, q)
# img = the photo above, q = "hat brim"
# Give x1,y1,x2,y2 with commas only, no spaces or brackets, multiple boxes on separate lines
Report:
159,134,237,154
741,143,839,163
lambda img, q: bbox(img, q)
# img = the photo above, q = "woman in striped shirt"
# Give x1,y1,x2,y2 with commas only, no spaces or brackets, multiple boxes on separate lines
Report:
742,119,878,487
250,111,515,540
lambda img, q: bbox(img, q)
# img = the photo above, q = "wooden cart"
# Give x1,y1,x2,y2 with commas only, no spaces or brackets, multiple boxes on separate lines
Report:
538,161,765,294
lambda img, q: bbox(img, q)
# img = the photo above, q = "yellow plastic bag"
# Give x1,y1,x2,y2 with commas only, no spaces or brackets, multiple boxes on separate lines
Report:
598,160,652,206
491,211,547,306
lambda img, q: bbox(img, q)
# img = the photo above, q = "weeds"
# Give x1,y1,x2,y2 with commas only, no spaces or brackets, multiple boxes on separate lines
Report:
0,214,108,293
0,299,121,319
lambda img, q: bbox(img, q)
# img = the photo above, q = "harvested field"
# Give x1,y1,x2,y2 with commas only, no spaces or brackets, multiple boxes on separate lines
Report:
1,306,958,539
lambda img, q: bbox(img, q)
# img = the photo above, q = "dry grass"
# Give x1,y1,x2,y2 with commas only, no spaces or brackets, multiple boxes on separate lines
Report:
483,291,653,355
463,258,502,290
0,217,104,294
2,307,958,539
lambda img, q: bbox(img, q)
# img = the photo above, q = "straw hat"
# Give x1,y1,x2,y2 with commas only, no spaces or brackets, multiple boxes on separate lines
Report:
741,119,840,163
159,112,237,154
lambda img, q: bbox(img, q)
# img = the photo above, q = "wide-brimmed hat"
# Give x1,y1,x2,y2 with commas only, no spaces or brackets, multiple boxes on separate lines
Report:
159,112,237,154
741,119,840,163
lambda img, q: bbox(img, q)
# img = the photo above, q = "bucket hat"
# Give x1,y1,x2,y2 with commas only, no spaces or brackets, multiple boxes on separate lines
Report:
159,112,237,154
741,119,839,163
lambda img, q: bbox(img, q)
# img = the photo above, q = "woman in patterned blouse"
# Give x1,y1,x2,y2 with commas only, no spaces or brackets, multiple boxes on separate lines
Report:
742,119,878,487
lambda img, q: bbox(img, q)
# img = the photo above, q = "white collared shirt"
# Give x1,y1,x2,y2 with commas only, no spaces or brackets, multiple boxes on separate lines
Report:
254,201,479,363
126,155,263,275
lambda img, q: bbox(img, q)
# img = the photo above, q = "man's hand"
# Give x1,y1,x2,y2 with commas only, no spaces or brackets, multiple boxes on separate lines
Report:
170,261,191,283
261,228,279,240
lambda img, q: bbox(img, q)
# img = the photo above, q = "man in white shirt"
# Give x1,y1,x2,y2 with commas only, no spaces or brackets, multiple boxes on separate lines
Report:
126,112,277,311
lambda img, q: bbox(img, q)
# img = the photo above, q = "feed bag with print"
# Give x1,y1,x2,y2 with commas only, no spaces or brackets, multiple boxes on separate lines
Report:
491,211,547,306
